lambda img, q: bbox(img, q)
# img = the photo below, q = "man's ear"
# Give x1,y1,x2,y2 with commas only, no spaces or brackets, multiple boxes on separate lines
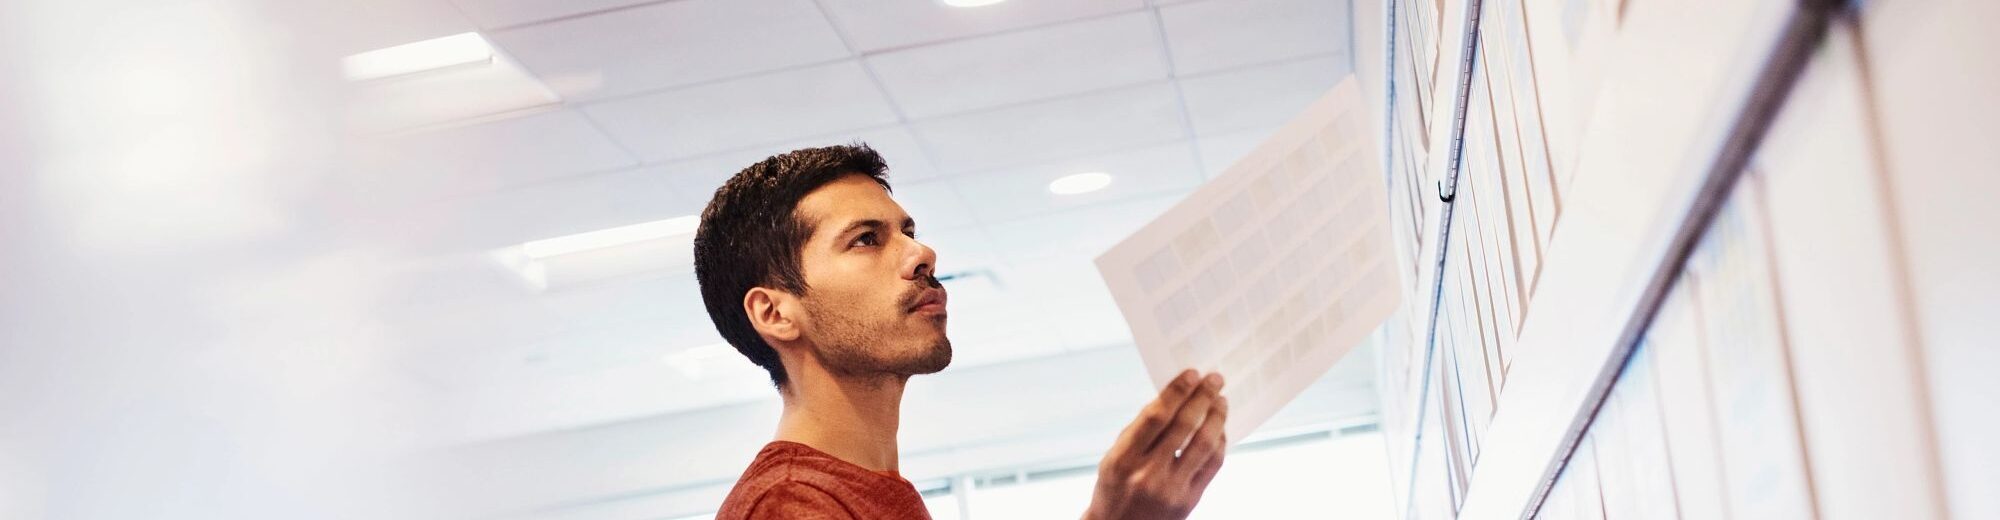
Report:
744,287,804,344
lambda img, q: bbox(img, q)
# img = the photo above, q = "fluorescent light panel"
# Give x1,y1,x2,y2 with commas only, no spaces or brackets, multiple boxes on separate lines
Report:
521,215,699,259
343,32,495,82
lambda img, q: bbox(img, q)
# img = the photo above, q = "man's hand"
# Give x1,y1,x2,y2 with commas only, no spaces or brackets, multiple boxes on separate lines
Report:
1083,369,1229,520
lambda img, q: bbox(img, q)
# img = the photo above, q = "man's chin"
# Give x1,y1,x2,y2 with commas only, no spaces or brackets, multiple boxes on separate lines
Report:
906,340,952,375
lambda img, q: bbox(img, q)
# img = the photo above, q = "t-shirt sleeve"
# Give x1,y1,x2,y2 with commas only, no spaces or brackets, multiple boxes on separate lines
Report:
743,481,860,520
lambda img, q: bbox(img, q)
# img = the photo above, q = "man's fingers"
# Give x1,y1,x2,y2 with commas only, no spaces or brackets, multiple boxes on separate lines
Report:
1090,373,1226,520
1174,394,1228,478
1111,370,1202,460
1148,373,1223,456
1188,437,1227,496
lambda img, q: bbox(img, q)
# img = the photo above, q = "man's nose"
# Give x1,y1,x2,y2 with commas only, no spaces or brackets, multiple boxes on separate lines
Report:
903,237,938,281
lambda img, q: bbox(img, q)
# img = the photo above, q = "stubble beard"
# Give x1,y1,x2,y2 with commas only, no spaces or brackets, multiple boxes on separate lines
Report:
804,296,952,382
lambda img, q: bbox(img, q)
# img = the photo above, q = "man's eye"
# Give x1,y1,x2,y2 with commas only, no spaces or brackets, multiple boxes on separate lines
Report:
852,232,879,247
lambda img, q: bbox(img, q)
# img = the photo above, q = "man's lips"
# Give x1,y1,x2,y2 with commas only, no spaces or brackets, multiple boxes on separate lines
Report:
909,288,947,314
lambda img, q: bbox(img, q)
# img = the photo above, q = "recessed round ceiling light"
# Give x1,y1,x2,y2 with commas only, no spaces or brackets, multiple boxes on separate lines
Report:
1048,172,1114,195
940,0,1007,7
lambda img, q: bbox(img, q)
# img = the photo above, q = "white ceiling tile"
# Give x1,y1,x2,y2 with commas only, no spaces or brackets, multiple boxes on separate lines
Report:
654,149,790,214
1179,54,1347,136
486,0,849,100
568,165,951,253
375,253,556,320
867,12,1169,118
376,258,706,355
773,127,942,182
397,303,693,390
919,226,1004,275
580,61,901,162
347,109,638,208
294,0,475,55
450,0,656,29
938,295,1075,367
487,168,683,249
931,266,1081,367
949,141,1204,224
532,273,711,340
890,179,980,232
1195,126,1279,177
654,131,943,227
820,0,1145,53
429,353,776,442
982,192,1187,263
912,82,1188,173
356,165,684,254
1160,0,1349,75
1000,256,1134,349
381,281,573,363
342,55,560,134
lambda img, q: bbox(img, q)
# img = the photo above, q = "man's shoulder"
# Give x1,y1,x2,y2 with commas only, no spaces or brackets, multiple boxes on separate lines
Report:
724,445,830,499
714,442,930,520
728,441,857,489
720,478,857,520
716,444,856,520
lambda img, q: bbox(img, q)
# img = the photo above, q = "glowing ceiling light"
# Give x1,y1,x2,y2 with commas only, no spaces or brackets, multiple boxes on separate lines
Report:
940,0,1007,7
1048,172,1114,195
342,32,494,82
520,215,700,259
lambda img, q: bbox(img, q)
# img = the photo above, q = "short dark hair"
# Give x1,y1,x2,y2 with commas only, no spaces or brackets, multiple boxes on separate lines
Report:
693,144,892,388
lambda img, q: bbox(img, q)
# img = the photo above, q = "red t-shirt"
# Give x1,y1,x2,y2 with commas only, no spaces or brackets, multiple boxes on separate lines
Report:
716,441,933,520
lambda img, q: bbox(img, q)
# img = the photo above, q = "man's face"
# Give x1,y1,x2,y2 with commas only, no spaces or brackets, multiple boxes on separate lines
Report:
791,174,950,378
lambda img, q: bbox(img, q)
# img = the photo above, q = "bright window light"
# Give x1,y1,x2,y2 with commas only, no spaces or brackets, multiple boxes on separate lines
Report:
521,215,699,259
342,32,494,82
1048,172,1113,195
940,0,1007,7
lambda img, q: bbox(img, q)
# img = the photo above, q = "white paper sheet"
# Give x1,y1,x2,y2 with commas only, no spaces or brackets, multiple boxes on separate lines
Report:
1096,77,1402,440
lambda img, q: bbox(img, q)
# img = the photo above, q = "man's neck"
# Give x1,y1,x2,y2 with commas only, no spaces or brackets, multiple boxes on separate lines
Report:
773,369,907,472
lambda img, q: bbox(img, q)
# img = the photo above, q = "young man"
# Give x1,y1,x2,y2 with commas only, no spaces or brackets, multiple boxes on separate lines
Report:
695,145,1230,519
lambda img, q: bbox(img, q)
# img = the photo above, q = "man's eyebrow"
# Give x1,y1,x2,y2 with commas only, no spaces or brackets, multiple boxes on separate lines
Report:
835,219,887,238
